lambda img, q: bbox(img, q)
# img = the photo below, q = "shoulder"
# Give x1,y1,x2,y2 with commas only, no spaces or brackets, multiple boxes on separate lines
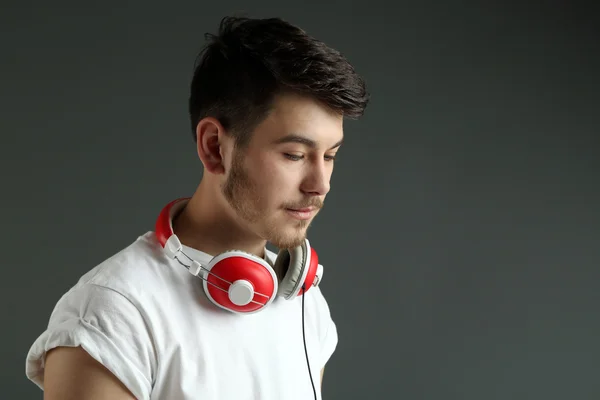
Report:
306,285,338,358
79,231,180,295
63,231,194,319
26,231,183,400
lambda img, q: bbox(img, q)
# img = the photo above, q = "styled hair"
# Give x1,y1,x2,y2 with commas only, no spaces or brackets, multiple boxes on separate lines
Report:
188,16,369,147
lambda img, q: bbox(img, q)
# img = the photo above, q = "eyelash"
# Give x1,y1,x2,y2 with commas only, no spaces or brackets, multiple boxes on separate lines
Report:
284,154,336,162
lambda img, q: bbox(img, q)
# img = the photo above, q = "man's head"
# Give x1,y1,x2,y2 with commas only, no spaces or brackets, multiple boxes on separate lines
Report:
189,16,369,249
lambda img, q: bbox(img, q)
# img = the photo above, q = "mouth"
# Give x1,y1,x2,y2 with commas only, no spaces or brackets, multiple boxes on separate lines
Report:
285,207,316,220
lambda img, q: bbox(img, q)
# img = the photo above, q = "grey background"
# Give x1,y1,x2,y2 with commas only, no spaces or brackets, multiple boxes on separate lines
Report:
2,1,599,399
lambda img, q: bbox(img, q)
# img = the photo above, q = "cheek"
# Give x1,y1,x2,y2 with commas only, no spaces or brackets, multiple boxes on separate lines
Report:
248,157,275,184
262,172,290,201
256,165,296,205
246,159,281,194
250,154,283,181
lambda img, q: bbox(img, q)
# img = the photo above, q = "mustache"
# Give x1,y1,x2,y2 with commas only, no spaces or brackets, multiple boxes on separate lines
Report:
284,199,324,210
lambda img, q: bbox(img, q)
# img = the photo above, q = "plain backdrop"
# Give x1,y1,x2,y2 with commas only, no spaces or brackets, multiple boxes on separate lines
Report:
2,1,599,399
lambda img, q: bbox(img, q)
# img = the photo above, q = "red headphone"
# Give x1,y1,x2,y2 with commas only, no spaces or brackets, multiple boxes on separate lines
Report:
154,198,324,314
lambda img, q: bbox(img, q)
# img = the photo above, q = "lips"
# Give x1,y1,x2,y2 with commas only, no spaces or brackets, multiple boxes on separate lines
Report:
288,207,314,213
285,207,316,220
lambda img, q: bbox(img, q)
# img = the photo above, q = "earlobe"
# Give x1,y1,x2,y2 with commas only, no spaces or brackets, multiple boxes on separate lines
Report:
195,117,226,174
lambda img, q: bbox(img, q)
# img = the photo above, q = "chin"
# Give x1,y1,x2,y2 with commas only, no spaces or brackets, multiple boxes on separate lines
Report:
262,225,308,249
251,211,313,248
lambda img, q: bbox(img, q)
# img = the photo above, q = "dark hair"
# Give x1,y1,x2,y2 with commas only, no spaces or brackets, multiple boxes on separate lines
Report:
188,16,369,147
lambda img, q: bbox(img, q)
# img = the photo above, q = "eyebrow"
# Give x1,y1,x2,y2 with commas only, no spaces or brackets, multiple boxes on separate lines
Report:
272,134,343,150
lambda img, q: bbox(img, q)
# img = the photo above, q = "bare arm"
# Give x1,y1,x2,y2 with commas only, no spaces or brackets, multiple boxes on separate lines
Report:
43,346,137,400
320,367,324,389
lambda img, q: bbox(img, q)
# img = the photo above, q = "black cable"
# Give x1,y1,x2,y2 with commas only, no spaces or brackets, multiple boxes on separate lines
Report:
302,283,317,400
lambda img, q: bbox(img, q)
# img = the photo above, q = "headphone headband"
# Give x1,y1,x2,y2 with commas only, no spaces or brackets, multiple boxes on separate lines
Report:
155,198,189,258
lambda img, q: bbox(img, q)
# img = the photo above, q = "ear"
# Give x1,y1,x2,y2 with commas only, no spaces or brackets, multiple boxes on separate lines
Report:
195,117,228,174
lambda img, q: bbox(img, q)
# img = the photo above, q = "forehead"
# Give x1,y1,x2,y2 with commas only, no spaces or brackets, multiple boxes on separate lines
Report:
251,93,344,147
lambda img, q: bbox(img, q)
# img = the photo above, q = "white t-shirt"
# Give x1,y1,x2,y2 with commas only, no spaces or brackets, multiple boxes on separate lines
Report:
25,231,338,400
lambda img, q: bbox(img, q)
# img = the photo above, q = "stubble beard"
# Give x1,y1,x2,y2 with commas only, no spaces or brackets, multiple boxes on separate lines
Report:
222,148,318,249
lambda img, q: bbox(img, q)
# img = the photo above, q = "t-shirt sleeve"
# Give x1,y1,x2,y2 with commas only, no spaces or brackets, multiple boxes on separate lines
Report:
312,286,339,368
25,283,157,400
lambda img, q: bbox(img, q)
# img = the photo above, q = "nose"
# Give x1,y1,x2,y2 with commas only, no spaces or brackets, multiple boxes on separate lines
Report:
301,158,331,197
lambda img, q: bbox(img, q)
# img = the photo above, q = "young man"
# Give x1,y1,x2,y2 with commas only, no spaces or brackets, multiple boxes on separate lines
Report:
25,16,368,400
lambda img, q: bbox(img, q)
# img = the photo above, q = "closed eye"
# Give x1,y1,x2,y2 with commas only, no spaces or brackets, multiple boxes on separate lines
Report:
283,153,337,162
284,153,303,161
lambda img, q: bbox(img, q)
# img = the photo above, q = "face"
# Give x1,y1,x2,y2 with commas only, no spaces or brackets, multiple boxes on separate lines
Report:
221,93,343,249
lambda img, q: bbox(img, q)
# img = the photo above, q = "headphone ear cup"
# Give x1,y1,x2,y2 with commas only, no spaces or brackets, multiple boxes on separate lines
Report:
275,242,308,300
204,251,278,313
273,249,291,283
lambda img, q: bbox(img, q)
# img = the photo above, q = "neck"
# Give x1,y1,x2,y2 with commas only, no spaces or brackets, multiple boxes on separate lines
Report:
172,178,267,259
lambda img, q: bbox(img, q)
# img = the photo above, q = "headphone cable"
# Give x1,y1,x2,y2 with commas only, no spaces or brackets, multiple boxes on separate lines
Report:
302,284,318,400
